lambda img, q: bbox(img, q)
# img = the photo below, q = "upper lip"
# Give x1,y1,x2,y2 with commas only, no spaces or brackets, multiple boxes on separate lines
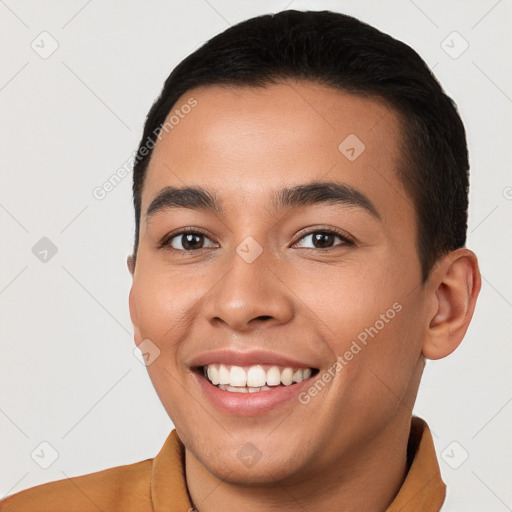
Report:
188,349,317,369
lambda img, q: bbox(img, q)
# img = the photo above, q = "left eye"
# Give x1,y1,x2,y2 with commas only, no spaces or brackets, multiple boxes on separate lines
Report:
167,232,218,251
294,231,351,249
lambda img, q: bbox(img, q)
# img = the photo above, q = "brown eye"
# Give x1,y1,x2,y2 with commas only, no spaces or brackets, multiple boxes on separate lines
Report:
175,233,203,250
312,232,336,249
165,231,219,251
294,230,353,249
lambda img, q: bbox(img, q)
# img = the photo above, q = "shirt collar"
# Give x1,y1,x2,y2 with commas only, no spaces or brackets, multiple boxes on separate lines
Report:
150,415,445,511
386,416,446,511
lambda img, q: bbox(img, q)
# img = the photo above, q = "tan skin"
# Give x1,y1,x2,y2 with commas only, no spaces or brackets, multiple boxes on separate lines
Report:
127,82,480,511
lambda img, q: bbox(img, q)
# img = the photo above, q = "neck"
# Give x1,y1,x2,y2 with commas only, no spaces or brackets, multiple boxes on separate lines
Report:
185,413,412,512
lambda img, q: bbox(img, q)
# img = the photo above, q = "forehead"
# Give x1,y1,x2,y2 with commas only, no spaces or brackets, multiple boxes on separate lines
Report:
142,81,412,224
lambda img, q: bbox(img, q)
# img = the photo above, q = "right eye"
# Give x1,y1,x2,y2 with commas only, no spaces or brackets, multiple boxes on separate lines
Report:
160,229,219,251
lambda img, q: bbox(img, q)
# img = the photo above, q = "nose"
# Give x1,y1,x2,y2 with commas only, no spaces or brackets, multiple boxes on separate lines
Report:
202,245,294,332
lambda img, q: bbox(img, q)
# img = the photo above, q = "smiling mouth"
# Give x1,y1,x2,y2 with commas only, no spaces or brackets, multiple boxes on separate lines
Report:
194,363,320,393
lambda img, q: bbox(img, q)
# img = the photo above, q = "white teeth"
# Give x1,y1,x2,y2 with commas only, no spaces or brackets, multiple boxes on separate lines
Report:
218,364,230,385
226,385,247,393
229,366,247,387
292,369,303,383
281,367,293,385
247,365,267,387
219,384,272,393
266,366,281,386
203,363,315,390
207,366,219,385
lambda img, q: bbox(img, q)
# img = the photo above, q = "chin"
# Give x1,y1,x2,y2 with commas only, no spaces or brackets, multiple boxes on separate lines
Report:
191,437,311,486
207,458,303,486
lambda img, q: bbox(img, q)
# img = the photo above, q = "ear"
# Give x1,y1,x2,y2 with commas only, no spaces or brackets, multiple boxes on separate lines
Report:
128,283,143,346
422,248,481,360
127,254,135,276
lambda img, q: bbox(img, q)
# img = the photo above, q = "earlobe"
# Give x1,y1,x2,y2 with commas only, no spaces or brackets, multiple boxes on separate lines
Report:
422,249,481,360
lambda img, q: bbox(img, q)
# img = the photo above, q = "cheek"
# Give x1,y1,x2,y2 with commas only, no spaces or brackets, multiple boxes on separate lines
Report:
314,258,422,378
314,269,398,340
340,297,425,407
132,268,201,417
131,271,192,351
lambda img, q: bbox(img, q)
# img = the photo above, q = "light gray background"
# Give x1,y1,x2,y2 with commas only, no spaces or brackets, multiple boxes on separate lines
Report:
0,0,511,510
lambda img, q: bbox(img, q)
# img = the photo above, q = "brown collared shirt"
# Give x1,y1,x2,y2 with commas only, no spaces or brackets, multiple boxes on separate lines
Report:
0,416,446,511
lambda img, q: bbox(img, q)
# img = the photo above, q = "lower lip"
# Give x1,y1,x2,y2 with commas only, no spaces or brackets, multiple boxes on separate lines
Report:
193,370,315,416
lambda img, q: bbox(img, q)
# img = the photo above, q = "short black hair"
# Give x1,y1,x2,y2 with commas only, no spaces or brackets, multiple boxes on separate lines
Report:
131,9,469,282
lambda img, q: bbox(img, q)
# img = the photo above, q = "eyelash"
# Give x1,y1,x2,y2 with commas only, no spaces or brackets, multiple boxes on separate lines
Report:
158,226,356,254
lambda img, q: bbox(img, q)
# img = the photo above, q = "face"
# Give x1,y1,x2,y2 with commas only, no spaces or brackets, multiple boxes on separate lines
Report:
129,82,430,484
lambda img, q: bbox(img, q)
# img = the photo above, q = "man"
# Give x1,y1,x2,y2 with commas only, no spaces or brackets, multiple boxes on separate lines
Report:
1,9,480,511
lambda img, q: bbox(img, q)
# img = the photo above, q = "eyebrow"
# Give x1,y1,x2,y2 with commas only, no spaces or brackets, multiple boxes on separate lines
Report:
145,181,381,222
